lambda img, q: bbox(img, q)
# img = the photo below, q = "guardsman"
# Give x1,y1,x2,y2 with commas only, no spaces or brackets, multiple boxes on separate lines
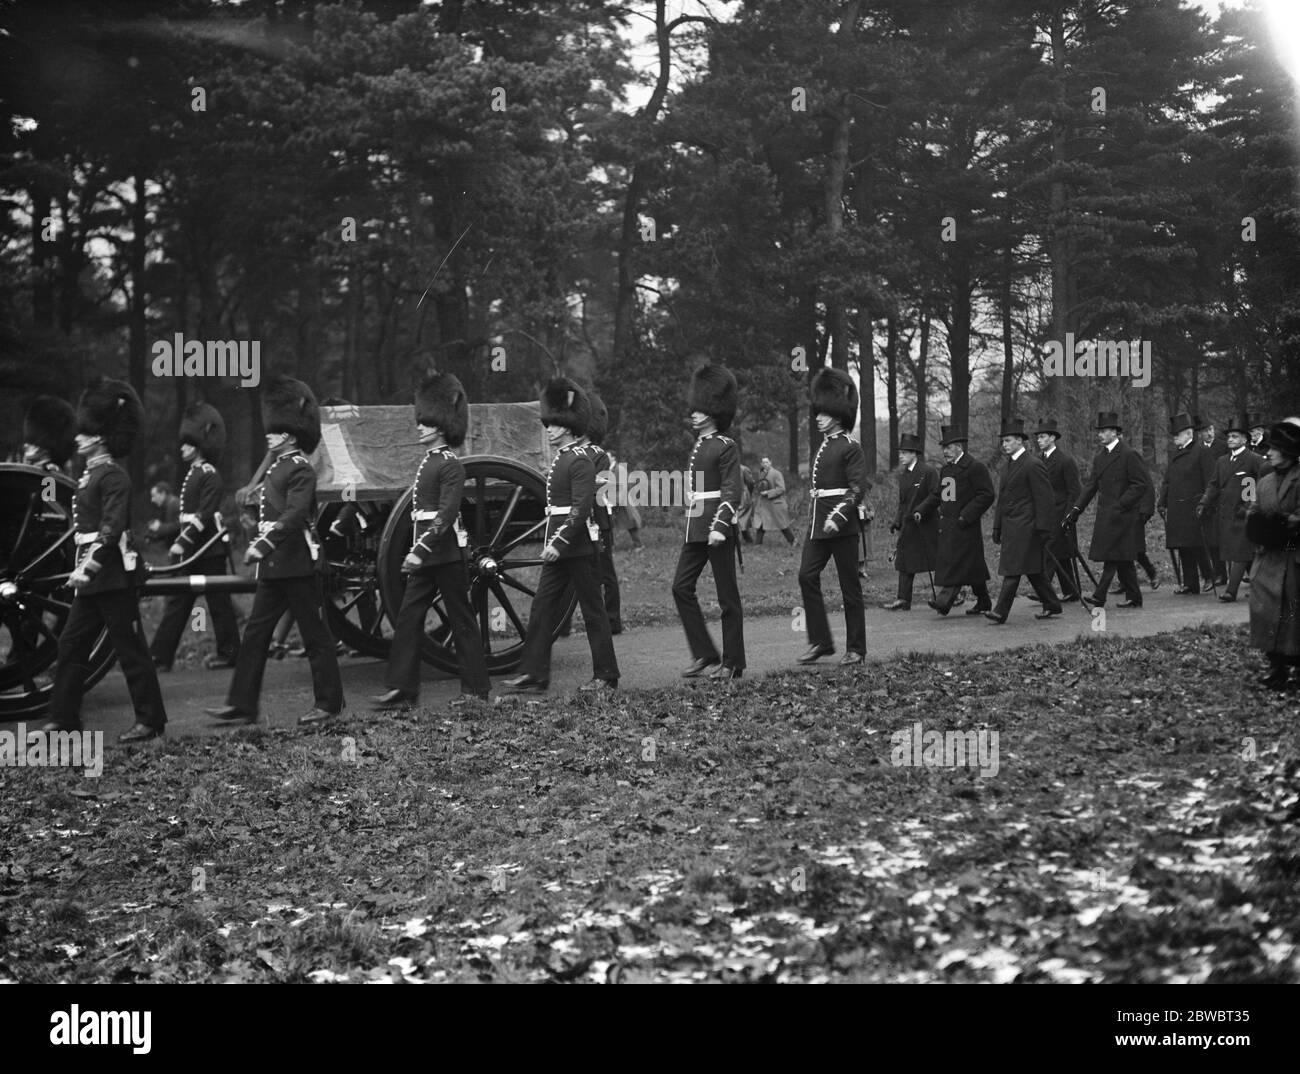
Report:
149,402,242,671
206,375,344,727
1063,411,1152,608
42,379,167,743
1034,417,1081,601
373,372,489,711
1246,418,1300,689
673,364,745,679
21,395,77,474
1194,414,1229,586
1198,414,1266,603
986,417,1063,623
797,368,868,664
1158,412,1214,595
928,423,995,616
502,378,619,695
1248,412,1269,458
885,432,939,610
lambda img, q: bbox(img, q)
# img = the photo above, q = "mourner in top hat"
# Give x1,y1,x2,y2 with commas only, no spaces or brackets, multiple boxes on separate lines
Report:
1245,418,1300,690
43,378,167,743
929,421,996,616
207,375,345,727
1198,413,1267,603
885,431,939,611
149,402,242,671
502,377,620,695
21,395,76,474
1034,417,1081,601
673,364,746,679
1158,411,1215,596
1194,413,1229,586
1248,412,1269,458
986,417,1064,623
374,372,490,712
1063,411,1152,608
796,368,868,664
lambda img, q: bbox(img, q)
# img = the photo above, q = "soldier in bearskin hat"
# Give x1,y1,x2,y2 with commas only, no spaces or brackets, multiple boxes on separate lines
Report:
43,378,167,743
1198,413,1267,602
796,368,868,663
148,401,242,672
985,417,1064,623
928,422,996,616
373,372,491,711
1063,411,1152,608
1034,417,1082,601
206,375,345,727
501,377,620,695
1246,418,1300,689
885,431,939,611
21,395,77,473
673,364,746,679
1159,412,1215,595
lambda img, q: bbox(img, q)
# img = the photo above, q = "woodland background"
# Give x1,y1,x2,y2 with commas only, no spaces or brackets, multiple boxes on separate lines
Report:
1,0,1298,492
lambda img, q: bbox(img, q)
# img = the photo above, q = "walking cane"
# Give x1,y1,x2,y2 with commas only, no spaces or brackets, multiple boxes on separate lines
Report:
1043,545,1091,614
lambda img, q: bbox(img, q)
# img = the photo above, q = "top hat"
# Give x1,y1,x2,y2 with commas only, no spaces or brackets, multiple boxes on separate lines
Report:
1035,417,1060,438
1192,413,1212,431
940,424,968,446
687,364,738,434
180,402,227,463
1168,412,1193,435
260,375,321,454
999,416,1029,439
1246,411,1267,431
1265,420,1300,457
809,367,858,432
540,377,591,438
1224,414,1250,436
23,395,77,467
415,372,469,448
1096,411,1122,431
76,378,143,459
898,432,924,453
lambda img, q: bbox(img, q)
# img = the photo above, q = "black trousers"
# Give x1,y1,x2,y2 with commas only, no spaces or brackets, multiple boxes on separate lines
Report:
1224,560,1248,598
934,581,990,613
799,534,865,654
226,575,343,715
149,552,241,665
1172,547,1204,592
1135,551,1157,579
672,540,745,669
1094,561,1142,604
520,555,619,683
994,574,1062,617
50,588,167,730
896,572,916,604
386,560,490,697
558,532,622,632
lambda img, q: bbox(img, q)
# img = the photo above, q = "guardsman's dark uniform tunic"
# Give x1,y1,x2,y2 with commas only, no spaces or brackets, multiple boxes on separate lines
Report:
149,459,241,667
49,453,167,731
671,431,746,671
518,442,620,684
559,442,623,636
224,448,343,716
385,446,490,698
799,431,868,655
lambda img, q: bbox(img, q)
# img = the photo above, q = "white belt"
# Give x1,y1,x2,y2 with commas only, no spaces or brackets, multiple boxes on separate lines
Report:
688,490,721,501
180,513,205,529
813,488,848,498
412,510,441,521
547,506,572,515
74,532,98,545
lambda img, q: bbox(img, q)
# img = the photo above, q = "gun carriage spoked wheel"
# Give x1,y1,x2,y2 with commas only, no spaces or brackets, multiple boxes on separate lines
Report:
376,456,577,675
317,499,398,659
0,465,116,720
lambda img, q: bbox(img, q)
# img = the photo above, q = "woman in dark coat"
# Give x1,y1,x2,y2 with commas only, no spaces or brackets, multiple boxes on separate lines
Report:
1246,419,1300,689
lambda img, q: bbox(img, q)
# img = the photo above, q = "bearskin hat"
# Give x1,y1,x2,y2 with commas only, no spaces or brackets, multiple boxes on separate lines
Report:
587,392,609,446
260,374,321,454
810,367,858,432
76,378,142,459
540,377,591,438
415,372,469,448
180,401,226,462
23,395,76,467
687,364,738,434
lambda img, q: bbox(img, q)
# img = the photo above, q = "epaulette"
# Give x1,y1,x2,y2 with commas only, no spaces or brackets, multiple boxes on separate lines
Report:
199,461,216,473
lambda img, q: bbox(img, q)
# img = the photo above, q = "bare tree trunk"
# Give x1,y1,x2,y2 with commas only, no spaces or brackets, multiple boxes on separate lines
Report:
916,309,930,449
856,307,877,472
886,316,899,469
1046,1,1070,413
127,174,150,493
1000,243,1015,422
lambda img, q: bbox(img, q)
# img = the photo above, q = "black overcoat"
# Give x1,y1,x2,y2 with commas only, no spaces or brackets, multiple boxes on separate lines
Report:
935,452,995,586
